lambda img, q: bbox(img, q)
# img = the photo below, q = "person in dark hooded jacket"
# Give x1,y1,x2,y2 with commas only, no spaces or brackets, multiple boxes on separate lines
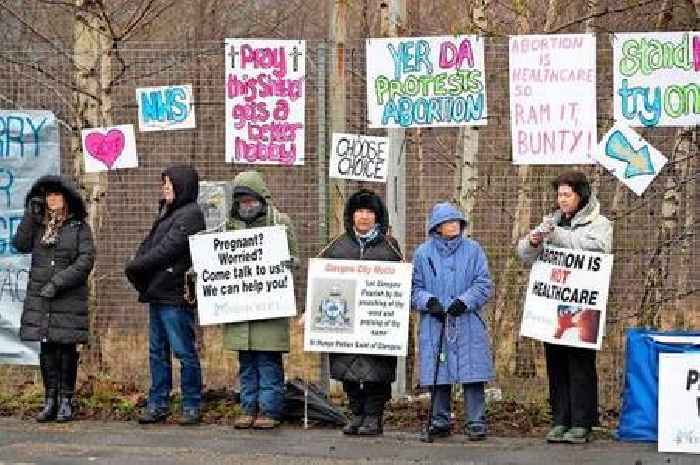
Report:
13,175,96,423
318,189,403,436
125,165,206,426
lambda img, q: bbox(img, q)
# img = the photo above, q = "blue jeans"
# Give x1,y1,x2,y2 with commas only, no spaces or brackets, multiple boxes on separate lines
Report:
432,382,486,429
239,351,284,419
148,304,202,411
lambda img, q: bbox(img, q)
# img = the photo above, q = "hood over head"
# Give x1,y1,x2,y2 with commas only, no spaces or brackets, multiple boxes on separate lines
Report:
26,175,87,221
427,202,467,236
162,165,200,211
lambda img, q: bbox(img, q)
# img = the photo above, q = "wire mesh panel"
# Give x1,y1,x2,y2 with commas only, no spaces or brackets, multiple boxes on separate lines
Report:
0,37,696,410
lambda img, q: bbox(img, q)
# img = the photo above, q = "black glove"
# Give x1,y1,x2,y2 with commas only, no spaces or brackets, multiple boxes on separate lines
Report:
447,299,468,316
27,196,45,223
426,297,445,317
39,283,57,299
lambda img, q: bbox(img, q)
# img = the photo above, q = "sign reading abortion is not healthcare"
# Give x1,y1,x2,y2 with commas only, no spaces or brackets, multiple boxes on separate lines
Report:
225,39,306,165
520,245,613,351
614,31,699,127
189,226,296,325
366,35,487,128
304,258,412,357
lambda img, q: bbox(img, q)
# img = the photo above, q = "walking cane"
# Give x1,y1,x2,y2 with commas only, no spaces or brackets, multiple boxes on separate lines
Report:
419,313,446,443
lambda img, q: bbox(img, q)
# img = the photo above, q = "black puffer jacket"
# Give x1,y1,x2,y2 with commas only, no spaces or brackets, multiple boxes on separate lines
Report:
13,176,96,344
321,190,403,383
125,166,205,307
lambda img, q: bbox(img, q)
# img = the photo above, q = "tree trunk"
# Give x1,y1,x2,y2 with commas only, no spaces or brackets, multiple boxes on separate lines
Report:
73,0,112,369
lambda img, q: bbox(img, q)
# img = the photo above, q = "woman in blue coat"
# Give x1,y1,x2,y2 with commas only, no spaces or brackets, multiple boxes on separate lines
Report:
411,202,493,440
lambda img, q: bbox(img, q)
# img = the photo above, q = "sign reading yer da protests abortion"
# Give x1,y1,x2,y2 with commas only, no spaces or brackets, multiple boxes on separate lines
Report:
304,258,412,357
189,226,295,325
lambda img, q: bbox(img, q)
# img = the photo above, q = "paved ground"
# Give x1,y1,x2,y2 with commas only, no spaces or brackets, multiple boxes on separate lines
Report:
0,417,697,465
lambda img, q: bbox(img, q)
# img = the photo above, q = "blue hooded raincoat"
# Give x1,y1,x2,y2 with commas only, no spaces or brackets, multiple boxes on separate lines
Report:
411,202,494,386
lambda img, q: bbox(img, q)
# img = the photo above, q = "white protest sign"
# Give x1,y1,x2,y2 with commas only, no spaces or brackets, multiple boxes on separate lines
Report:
658,353,700,454
0,110,60,365
509,34,597,164
224,39,305,165
520,245,613,350
613,32,699,127
136,84,196,131
81,124,138,172
594,123,668,196
189,226,296,325
329,133,389,183
304,258,412,357
366,35,487,128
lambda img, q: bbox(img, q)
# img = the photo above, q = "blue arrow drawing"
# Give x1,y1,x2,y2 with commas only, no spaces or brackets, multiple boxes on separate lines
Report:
605,130,655,178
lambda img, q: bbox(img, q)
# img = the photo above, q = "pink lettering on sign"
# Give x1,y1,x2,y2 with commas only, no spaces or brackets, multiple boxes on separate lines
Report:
694,36,700,72
239,44,287,77
438,39,474,69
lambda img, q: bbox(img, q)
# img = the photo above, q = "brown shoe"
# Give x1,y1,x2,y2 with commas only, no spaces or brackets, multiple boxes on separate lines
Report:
234,414,255,429
253,415,280,429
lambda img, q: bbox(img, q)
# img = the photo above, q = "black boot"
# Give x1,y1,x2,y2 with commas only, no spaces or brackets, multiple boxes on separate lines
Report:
36,347,59,422
342,394,365,435
357,414,383,436
56,345,79,423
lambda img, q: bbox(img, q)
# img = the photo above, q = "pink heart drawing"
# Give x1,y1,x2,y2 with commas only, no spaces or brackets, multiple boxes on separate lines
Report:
84,129,126,169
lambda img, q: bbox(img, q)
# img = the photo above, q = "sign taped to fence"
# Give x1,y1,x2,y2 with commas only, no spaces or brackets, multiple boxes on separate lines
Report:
520,245,613,350
509,34,597,164
329,133,389,183
613,31,700,127
594,123,668,196
658,353,700,454
136,84,196,131
189,226,296,325
81,124,138,172
366,35,487,128
304,258,412,357
0,110,61,365
225,39,306,165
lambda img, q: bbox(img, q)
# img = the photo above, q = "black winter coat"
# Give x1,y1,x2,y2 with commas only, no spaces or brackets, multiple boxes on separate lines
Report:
321,190,403,384
13,176,96,344
125,166,205,307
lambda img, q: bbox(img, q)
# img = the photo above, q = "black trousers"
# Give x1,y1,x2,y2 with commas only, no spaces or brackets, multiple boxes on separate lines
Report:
39,342,79,398
544,343,598,429
343,381,391,416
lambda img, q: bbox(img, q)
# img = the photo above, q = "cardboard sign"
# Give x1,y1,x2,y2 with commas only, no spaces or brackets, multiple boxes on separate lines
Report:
304,258,412,357
613,31,700,127
658,353,700,453
224,39,305,165
136,84,196,131
189,226,296,325
366,35,487,128
329,133,389,183
509,34,597,164
81,124,138,172
520,245,613,350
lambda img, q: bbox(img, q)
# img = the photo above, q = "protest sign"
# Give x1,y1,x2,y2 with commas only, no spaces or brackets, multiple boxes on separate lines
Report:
225,39,305,165
329,133,389,183
658,353,700,453
595,123,668,196
509,34,597,164
366,35,487,128
613,31,699,127
81,124,138,172
304,258,412,357
520,245,613,350
189,226,296,325
136,84,196,131
0,110,60,365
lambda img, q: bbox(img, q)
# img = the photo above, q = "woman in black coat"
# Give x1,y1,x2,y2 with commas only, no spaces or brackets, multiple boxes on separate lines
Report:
319,189,403,436
13,175,96,422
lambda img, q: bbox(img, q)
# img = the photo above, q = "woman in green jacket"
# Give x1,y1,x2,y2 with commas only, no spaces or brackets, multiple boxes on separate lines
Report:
223,171,298,430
